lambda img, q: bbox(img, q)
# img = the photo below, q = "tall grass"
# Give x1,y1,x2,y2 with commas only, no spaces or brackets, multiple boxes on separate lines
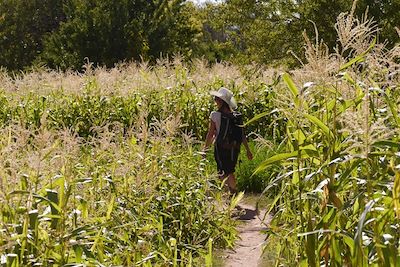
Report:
257,8,400,266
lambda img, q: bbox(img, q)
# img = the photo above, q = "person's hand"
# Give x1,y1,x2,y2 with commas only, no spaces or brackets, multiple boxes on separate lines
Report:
246,150,253,160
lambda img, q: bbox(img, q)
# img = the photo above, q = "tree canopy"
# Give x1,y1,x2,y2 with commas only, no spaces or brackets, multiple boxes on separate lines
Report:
0,0,399,70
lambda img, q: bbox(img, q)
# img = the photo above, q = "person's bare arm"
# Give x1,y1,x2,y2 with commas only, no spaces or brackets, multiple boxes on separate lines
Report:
242,129,253,160
204,120,217,152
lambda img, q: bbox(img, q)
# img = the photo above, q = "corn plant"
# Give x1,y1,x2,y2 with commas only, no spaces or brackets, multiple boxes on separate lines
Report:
0,114,238,265
256,11,400,266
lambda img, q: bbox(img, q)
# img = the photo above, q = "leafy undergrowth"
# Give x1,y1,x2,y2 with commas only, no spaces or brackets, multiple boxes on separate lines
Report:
236,141,281,193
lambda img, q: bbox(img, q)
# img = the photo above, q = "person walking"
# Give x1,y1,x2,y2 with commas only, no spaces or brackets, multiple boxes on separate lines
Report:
203,87,253,193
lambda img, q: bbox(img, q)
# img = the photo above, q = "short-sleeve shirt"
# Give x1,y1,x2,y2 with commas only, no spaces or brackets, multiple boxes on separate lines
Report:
210,111,221,135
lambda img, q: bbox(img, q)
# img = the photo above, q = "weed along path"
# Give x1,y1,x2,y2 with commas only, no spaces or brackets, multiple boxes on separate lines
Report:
223,201,270,267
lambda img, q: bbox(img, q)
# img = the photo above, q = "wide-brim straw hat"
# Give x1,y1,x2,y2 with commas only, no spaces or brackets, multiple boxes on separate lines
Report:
210,87,237,110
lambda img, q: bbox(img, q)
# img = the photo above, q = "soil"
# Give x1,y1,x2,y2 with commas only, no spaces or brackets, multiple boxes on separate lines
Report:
223,202,270,267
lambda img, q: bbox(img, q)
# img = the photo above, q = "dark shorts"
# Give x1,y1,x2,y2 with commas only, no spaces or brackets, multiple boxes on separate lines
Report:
214,144,240,176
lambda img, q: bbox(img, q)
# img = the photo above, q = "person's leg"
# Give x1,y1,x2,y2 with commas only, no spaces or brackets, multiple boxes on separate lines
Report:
226,173,237,193
218,173,236,193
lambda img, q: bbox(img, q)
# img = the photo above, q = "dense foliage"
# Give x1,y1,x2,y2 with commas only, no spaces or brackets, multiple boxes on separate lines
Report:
0,0,201,70
0,0,65,70
1,0,399,70
217,0,400,66
39,0,200,70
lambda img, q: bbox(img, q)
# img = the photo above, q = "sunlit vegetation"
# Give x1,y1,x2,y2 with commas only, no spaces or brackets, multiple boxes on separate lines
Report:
0,3,399,266
0,59,279,265
257,10,400,266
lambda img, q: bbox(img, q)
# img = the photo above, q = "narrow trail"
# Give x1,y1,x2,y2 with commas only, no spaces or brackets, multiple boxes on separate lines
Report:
223,202,270,267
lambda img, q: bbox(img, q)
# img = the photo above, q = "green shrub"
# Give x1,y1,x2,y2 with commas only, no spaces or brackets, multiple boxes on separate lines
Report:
236,142,280,193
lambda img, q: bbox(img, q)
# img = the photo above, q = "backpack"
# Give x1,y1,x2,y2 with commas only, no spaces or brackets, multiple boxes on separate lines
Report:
216,111,244,149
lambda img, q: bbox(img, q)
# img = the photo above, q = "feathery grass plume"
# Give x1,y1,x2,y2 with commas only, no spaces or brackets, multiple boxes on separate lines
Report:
339,112,395,157
302,33,333,73
335,5,378,56
301,22,340,80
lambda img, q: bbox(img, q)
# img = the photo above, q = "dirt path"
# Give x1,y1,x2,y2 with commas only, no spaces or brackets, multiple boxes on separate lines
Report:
223,203,270,267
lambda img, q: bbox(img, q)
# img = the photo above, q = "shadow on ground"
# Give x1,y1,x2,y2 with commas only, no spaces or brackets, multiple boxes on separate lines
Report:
238,208,258,220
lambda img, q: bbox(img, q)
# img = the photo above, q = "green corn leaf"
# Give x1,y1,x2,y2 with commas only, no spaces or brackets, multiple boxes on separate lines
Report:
205,238,213,267
354,200,375,250
254,151,298,174
292,129,306,145
341,73,365,106
7,254,19,267
229,191,244,211
283,73,299,96
342,234,355,256
106,194,115,220
254,145,315,175
337,100,356,115
337,158,365,189
73,245,83,263
80,199,89,219
353,198,360,215
326,98,337,114
327,96,364,119
53,251,64,262
299,259,309,267
282,73,299,106
339,55,365,71
322,208,336,224
339,37,376,71
372,140,400,148
244,111,269,126
300,144,318,155
394,172,400,219
342,72,355,85
9,190,30,196
331,237,342,265
266,190,285,215
384,92,400,127
304,114,334,140
53,175,65,209
292,170,299,184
